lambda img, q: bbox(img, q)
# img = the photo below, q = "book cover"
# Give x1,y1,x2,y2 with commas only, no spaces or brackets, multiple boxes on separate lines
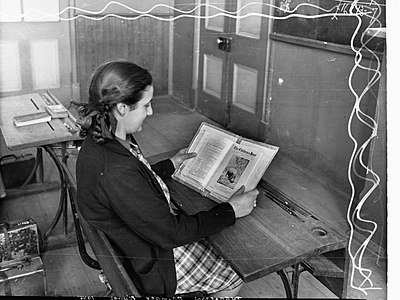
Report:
13,112,51,127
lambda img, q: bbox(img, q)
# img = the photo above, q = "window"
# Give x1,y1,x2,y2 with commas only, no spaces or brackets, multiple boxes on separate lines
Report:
0,0,59,23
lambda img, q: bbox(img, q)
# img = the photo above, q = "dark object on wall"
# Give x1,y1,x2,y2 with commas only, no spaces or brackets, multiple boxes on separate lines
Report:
0,256,46,296
0,154,36,189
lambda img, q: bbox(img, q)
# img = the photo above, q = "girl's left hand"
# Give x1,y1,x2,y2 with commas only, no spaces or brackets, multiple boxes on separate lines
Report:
170,148,196,169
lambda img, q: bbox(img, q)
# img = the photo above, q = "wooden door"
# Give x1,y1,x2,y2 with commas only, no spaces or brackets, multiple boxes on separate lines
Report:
197,0,272,140
197,0,231,125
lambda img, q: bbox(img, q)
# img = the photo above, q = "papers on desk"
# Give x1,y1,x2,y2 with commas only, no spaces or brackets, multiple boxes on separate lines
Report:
13,111,51,127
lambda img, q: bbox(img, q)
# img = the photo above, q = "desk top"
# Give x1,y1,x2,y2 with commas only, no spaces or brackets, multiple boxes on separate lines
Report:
149,150,348,283
167,178,347,282
0,93,81,150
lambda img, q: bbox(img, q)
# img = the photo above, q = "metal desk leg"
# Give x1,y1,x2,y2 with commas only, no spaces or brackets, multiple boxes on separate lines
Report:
277,270,293,299
42,145,68,241
277,262,302,299
291,262,301,298
61,142,68,235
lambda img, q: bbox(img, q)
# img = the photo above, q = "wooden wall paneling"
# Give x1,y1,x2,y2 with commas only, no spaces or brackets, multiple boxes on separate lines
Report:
115,18,124,58
142,18,155,85
155,18,169,95
132,19,142,67
95,18,104,65
76,18,91,101
106,17,113,58
112,17,119,57
172,0,196,107
172,16,195,106
120,20,129,59
75,16,169,100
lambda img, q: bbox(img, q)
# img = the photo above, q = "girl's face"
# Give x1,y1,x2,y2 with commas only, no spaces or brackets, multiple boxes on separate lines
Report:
123,85,154,134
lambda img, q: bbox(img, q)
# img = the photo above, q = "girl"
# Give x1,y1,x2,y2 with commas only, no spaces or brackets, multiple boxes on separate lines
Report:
76,60,259,296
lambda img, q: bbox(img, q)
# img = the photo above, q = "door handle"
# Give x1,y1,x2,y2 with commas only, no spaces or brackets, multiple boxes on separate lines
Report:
217,37,232,52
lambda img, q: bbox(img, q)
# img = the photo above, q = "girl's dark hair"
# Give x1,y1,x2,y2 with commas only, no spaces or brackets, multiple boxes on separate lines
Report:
77,60,152,144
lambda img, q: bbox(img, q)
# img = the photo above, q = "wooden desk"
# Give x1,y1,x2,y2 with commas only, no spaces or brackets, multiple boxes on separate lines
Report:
0,92,81,249
0,92,80,150
150,151,349,298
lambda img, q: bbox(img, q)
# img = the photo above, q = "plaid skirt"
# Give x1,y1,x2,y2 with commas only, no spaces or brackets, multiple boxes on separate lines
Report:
173,239,243,294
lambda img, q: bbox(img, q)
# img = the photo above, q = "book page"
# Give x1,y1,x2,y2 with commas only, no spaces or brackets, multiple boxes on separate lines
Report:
238,140,279,191
174,124,237,189
205,142,263,202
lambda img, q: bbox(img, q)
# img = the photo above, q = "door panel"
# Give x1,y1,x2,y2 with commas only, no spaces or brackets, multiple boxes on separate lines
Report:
232,63,258,114
198,0,271,140
203,54,224,98
205,1,225,31
235,0,263,38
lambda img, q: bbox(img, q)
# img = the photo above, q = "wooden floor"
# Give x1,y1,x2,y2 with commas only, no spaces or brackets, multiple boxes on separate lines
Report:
0,97,387,298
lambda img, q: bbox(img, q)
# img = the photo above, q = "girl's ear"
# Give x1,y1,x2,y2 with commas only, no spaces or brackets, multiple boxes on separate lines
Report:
115,103,128,117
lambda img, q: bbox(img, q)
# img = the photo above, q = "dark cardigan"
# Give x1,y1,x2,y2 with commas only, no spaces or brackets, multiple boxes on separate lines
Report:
76,134,236,296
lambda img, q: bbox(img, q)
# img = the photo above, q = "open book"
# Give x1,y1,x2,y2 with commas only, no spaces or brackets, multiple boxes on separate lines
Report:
172,122,279,203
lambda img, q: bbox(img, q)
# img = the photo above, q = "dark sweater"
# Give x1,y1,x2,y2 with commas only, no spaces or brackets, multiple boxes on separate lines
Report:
76,134,236,296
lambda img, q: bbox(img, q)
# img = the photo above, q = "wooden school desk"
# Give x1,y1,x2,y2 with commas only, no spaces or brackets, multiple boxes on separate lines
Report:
149,151,349,299
0,92,81,249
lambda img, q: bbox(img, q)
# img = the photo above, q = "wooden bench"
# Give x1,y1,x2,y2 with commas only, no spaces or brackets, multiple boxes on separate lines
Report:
61,162,208,297
62,162,141,297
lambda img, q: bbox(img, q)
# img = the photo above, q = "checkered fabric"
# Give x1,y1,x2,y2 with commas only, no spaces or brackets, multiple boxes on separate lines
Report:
174,239,243,295
129,142,177,215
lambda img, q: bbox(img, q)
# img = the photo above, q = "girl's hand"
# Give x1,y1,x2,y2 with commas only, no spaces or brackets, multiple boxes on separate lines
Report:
170,148,197,169
228,185,259,218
